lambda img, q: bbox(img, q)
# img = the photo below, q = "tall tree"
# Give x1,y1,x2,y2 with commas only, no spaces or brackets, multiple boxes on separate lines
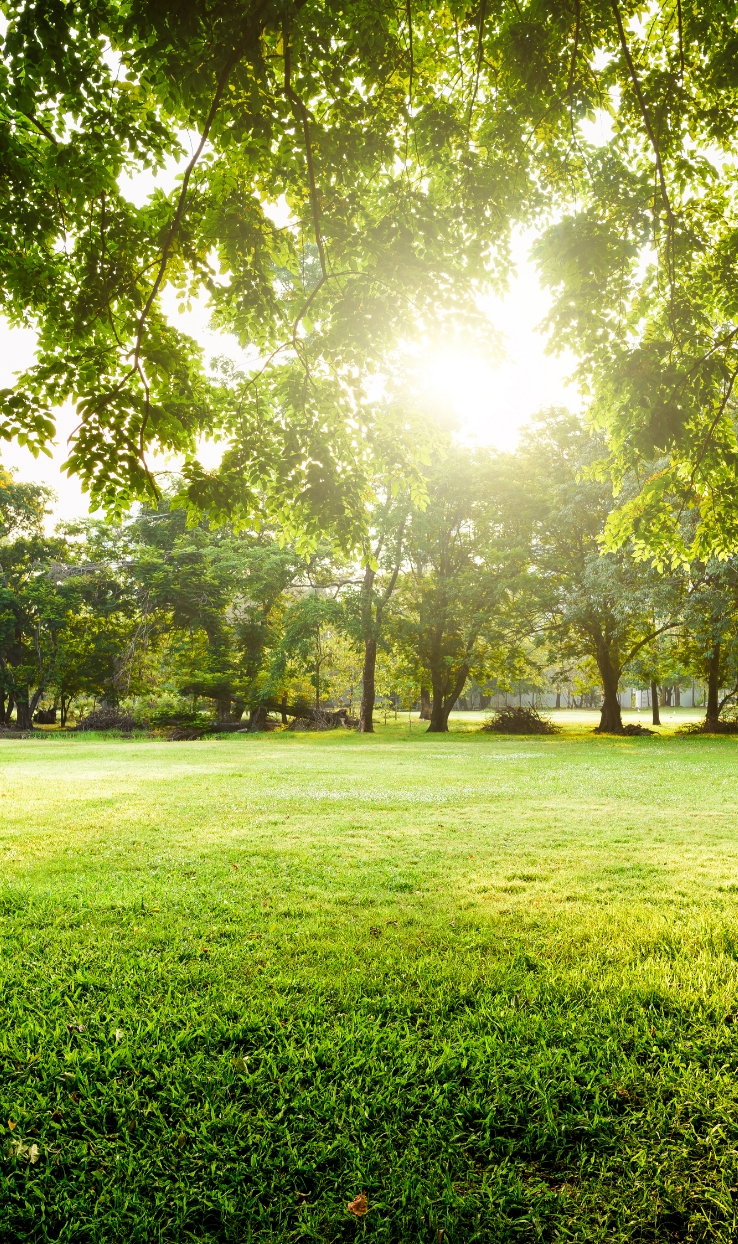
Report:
678,560,738,731
394,448,531,733
521,410,683,734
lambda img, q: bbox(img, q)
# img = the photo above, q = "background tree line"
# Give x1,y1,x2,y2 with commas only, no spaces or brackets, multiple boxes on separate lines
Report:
3,408,736,736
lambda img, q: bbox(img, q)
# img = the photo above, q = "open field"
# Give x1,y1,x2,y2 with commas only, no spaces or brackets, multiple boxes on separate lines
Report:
3,720,738,1241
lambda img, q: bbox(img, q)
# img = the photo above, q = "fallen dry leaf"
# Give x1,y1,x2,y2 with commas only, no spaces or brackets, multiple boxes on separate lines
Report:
231,863,239,870
347,1192,368,1217
231,1056,249,1073
438,1230,445,1242
5,1137,40,1163
369,926,381,937
67,1023,85,1033
71,1092,81,1103
7,1121,16,1132
115,1029,123,1043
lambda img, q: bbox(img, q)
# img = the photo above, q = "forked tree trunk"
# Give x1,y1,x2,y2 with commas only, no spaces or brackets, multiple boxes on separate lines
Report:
230,698,246,722
706,643,721,729
419,686,431,720
651,680,660,726
427,666,469,733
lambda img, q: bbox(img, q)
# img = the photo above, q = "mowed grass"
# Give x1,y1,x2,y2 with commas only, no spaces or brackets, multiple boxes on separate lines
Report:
3,718,738,1241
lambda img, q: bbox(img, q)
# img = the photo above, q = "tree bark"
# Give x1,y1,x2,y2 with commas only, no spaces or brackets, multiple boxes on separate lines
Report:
651,680,660,726
230,698,246,722
15,688,31,730
706,643,721,728
594,639,623,733
359,637,377,733
428,677,449,732
280,696,288,725
419,686,431,720
674,685,680,707
555,691,561,709
427,665,469,733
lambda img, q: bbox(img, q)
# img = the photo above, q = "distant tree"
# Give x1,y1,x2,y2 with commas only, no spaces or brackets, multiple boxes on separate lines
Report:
266,594,344,717
393,448,533,733
677,560,738,730
520,411,683,734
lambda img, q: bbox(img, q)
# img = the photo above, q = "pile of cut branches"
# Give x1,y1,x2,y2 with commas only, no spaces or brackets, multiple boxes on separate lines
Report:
481,706,560,735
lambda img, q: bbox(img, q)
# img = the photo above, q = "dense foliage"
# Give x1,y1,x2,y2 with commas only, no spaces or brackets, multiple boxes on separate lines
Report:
6,1,738,564
2,409,737,736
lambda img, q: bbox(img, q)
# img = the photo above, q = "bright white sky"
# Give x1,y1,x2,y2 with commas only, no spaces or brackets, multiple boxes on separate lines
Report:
0,208,579,524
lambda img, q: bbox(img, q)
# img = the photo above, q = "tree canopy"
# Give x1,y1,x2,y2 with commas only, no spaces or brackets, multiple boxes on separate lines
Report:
4,2,738,562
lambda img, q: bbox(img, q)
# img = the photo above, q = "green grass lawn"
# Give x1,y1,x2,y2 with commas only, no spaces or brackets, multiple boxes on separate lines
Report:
3,717,738,1241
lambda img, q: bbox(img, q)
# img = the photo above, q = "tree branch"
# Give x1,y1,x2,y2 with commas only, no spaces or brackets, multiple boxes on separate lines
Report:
467,0,488,124
620,619,678,674
284,28,327,280
567,0,581,136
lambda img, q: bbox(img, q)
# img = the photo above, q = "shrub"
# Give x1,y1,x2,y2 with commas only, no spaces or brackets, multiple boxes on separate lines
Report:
147,706,212,729
481,705,560,735
75,708,138,732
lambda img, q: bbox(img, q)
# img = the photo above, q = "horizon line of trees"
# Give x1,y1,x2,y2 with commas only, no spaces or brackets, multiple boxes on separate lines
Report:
1,408,737,737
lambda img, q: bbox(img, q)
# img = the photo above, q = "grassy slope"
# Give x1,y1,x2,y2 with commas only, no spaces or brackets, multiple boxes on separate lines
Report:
2,719,738,1241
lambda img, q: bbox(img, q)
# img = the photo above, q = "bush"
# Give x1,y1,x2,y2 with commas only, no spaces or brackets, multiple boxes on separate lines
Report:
481,705,560,735
147,705,212,729
75,708,138,732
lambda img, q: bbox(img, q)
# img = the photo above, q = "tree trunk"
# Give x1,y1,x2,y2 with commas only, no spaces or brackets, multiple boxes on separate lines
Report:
427,666,469,734
4,695,14,725
651,680,660,726
280,696,288,725
216,697,230,723
594,641,623,733
555,691,561,709
428,690,449,732
706,643,721,728
230,698,246,722
359,637,377,733
15,688,31,730
419,686,431,720
674,685,681,707
248,704,268,732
